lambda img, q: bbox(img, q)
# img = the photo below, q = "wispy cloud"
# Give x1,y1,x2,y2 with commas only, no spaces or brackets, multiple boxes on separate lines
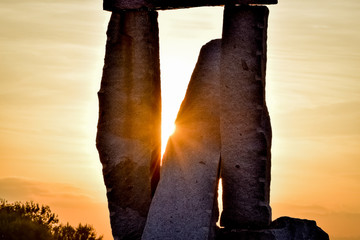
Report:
0,176,100,203
273,101,360,138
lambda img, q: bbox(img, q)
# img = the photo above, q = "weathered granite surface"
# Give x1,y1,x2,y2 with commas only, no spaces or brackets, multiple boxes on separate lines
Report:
220,5,272,229
95,3,330,240
142,39,222,240
104,0,277,11
217,217,330,240
96,10,161,240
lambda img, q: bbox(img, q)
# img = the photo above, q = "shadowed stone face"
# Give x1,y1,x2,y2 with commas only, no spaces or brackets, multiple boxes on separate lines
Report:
220,5,272,229
217,217,330,240
103,0,277,11
96,10,161,240
142,39,222,240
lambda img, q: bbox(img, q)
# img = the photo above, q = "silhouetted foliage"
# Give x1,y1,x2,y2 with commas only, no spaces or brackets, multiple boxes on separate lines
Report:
0,199,103,240
53,223,103,240
53,223,76,240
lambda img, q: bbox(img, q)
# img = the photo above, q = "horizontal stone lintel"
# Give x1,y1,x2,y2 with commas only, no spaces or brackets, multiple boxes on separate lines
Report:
104,0,277,11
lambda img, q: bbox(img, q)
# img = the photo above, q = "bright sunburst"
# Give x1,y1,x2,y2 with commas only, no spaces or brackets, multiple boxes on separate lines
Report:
161,120,176,157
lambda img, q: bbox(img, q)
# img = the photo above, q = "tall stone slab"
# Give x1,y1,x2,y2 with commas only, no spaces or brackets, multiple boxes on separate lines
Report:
96,11,161,240
142,39,222,240
220,5,272,229
103,0,277,11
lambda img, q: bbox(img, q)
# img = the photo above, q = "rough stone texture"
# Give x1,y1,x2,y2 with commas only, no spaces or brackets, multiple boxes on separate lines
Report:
270,217,330,240
104,0,277,11
219,5,272,229
96,10,161,240
216,217,330,240
142,39,222,240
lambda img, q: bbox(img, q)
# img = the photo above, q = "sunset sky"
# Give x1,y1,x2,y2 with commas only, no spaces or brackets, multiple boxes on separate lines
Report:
0,0,359,239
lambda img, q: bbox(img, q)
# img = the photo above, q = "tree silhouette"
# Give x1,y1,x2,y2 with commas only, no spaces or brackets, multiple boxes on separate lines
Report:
0,199,103,240
53,223,103,240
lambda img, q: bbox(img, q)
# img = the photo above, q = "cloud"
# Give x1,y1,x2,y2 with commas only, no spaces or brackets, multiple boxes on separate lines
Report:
0,176,98,203
273,101,360,138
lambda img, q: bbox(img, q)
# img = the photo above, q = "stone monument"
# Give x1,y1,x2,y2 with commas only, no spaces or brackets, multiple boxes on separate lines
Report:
96,10,161,240
220,5,272,229
96,0,330,239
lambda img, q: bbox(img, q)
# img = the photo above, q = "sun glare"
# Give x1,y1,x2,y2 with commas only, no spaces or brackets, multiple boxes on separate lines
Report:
158,7,223,159
216,178,224,228
161,121,176,157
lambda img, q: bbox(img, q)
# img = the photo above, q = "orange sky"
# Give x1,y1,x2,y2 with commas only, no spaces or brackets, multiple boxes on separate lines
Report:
0,0,359,239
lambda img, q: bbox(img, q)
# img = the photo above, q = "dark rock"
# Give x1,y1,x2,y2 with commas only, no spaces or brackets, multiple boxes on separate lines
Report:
270,217,330,240
96,10,161,240
219,5,272,229
103,0,278,11
142,39,222,240
217,217,330,240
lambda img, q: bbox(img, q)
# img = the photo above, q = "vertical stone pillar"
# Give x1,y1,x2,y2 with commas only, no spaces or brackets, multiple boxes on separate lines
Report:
142,39,222,240
220,5,272,229
96,10,161,240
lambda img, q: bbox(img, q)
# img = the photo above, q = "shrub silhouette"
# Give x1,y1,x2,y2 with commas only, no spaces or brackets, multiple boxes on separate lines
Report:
0,199,103,240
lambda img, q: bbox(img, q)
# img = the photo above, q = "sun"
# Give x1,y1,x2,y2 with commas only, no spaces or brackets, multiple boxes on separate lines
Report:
161,118,176,157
